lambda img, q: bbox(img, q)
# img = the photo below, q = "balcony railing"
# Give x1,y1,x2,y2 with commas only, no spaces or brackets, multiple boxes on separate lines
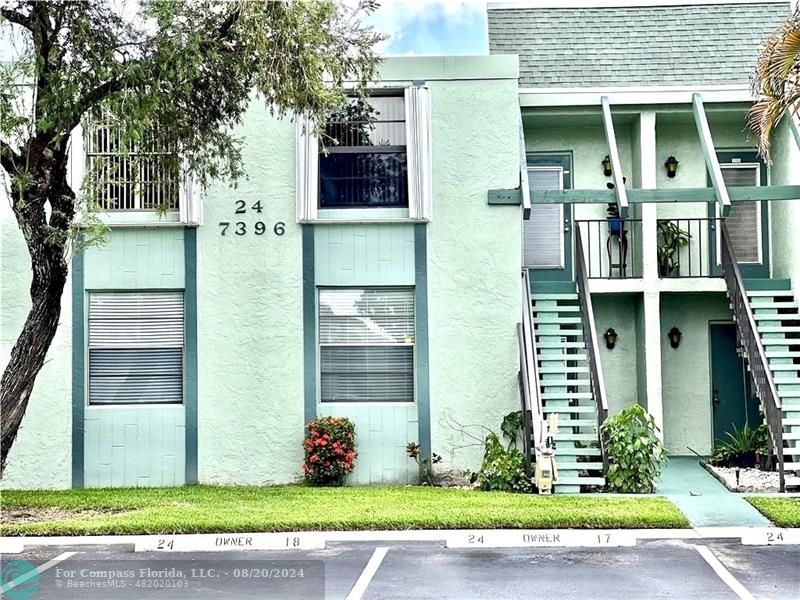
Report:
575,219,643,279
656,218,718,278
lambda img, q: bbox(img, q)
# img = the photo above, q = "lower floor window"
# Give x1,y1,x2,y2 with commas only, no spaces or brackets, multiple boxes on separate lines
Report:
88,291,184,405
319,287,414,403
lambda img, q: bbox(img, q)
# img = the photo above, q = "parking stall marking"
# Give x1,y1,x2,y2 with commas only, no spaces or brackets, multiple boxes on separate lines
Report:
695,545,756,600
345,546,388,600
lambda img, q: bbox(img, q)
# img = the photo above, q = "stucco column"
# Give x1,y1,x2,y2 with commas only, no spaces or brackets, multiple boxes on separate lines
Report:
638,111,664,437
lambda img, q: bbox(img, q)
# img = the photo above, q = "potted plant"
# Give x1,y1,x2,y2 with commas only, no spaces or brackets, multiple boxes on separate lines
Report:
710,424,769,469
657,221,691,277
606,202,624,236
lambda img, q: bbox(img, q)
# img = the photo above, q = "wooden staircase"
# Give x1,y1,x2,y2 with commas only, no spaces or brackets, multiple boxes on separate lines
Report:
744,280,800,486
531,289,606,493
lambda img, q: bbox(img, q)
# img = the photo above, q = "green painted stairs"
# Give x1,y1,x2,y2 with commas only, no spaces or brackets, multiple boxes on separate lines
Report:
531,292,606,493
741,281,800,487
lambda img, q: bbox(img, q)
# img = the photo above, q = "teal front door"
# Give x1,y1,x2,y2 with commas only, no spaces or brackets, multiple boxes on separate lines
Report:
709,323,760,444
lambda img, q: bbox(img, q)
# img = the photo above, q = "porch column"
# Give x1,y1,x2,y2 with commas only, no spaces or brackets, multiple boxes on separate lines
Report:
638,111,665,438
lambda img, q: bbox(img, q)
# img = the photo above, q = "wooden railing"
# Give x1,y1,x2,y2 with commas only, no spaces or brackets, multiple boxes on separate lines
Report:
518,270,542,472
720,222,785,492
575,227,609,474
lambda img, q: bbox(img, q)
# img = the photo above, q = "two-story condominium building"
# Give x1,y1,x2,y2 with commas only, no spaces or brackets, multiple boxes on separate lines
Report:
2,0,799,493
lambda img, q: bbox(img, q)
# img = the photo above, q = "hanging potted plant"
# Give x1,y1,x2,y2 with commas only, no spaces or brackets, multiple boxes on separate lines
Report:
657,221,691,277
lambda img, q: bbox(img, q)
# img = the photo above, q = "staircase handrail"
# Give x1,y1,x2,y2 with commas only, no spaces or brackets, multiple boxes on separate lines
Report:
575,226,609,474
719,221,785,492
519,269,543,472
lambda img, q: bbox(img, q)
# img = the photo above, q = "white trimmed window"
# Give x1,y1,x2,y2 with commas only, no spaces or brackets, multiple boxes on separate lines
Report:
319,288,414,403
88,292,184,405
85,121,180,212
297,86,432,222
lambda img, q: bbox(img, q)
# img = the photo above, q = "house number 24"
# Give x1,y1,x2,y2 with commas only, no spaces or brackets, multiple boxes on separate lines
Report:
219,200,285,236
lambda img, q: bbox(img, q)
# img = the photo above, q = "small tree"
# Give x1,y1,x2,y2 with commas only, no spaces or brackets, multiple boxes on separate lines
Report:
748,7,800,158
0,0,383,475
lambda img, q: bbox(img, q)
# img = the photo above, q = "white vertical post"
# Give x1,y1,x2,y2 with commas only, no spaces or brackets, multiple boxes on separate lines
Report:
638,111,664,439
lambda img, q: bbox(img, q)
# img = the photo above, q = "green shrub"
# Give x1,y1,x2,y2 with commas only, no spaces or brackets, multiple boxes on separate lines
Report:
601,404,666,493
711,424,769,468
476,433,533,493
302,416,357,485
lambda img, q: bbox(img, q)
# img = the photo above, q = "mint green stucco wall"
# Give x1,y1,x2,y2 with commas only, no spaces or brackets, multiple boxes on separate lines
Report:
1,201,72,489
592,294,640,416
196,103,304,485
82,227,187,487
427,75,521,474
315,223,418,485
660,292,732,456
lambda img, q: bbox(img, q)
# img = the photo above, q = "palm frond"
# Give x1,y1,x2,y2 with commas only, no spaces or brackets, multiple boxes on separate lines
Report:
749,8,800,158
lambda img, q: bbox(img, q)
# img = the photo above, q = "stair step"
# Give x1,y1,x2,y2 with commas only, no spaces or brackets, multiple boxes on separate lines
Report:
538,366,590,374
556,462,603,471
559,421,598,429
779,390,800,398
766,351,800,358
536,351,588,361
782,418,800,426
747,290,794,297
536,341,586,349
534,316,583,325
761,337,800,345
775,378,800,385
542,404,595,414
553,447,603,456
541,379,591,387
750,302,799,311
754,314,800,323
532,294,578,301
744,278,792,292
782,463,800,471
533,304,582,313
783,432,800,440
756,326,800,333
554,433,599,441
556,476,605,486
768,364,800,371
784,448,800,455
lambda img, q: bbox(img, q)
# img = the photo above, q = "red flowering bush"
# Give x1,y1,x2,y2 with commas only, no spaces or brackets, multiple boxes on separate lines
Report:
302,416,357,485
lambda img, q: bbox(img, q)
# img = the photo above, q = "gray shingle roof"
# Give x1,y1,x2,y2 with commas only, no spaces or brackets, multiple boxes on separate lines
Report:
487,2,790,88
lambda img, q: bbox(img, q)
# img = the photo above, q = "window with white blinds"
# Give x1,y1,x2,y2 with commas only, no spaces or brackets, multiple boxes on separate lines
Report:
720,165,761,264
523,167,564,268
88,292,184,405
319,288,414,403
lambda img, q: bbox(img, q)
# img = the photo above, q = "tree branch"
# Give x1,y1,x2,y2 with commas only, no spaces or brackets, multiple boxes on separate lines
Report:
0,7,33,30
0,138,22,175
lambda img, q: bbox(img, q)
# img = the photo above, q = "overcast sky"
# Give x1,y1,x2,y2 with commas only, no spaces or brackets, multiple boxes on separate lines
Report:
2,1,798,61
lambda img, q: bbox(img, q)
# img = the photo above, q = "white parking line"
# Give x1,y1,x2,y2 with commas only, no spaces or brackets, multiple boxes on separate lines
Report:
0,551,77,594
345,546,388,600
695,545,755,600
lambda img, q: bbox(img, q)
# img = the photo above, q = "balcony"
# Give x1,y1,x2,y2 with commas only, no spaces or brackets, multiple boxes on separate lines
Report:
574,218,720,281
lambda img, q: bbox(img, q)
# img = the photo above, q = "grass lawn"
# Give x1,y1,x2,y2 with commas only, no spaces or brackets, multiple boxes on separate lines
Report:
0,485,688,535
746,497,800,528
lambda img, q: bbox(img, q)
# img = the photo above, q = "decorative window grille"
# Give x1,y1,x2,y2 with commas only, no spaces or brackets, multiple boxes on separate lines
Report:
318,95,408,208
319,288,414,403
85,120,180,212
88,292,184,405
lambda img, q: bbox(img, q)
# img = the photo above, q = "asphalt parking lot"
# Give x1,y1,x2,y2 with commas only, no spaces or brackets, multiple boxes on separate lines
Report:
1,539,798,600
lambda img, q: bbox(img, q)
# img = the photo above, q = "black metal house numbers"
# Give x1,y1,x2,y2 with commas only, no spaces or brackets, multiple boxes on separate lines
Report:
218,200,285,236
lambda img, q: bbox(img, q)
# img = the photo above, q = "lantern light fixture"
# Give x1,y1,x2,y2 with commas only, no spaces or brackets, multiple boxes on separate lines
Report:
668,326,682,349
604,328,618,350
664,155,680,178
602,155,613,177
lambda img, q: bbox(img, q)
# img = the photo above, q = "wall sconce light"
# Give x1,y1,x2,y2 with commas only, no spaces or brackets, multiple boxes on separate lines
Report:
664,155,679,178
604,328,618,350
668,326,682,349
602,155,612,177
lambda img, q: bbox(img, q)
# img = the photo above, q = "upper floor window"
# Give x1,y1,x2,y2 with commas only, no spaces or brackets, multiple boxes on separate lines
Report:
85,121,180,213
318,95,408,209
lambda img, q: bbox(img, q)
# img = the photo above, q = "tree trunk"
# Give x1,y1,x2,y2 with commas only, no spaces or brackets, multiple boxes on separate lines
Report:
1,163,73,477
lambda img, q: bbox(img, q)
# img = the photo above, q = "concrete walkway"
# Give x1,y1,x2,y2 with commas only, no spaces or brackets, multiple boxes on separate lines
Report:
657,456,771,527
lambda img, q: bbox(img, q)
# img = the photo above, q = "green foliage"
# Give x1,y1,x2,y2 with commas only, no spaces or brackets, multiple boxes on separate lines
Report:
656,221,691,271
302,416,357,486
476,433,533,493
500,410,523,450
601,404,666,493
405,442,442,486
710,424,769,467
747,497,800,528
